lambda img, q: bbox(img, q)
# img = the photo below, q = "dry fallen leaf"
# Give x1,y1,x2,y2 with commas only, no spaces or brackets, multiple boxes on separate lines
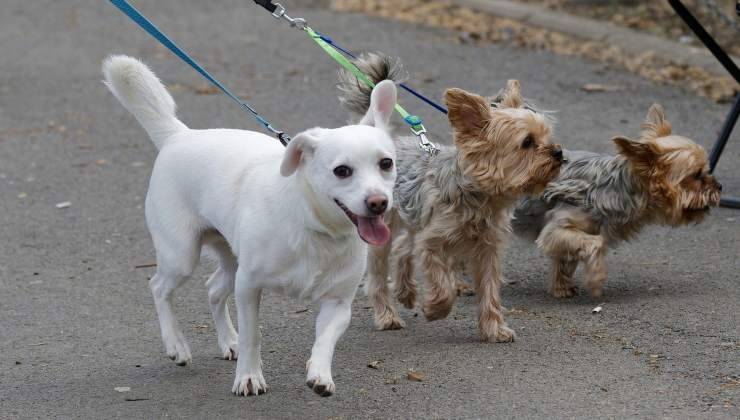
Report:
407,369,424,382
592,305,603,314
55,201,71,209
367,360,381,369
193,84,219,95
114,387,131,393
581,83,623,92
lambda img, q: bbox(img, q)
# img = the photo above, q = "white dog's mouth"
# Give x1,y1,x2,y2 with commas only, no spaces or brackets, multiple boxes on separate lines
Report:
334,199,390,246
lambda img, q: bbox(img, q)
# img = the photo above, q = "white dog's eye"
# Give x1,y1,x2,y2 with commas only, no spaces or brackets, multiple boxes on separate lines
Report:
379,158,393,171
333,165,353,178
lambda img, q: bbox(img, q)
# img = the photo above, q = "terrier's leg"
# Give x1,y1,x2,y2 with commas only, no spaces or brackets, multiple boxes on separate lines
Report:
548,257,579,298
454,261,475,297
470,246,515,343
305,299,352,397
537,221,605,298
392,229,417,309
583,242,608,297
367,216,405,330
418,235,458,321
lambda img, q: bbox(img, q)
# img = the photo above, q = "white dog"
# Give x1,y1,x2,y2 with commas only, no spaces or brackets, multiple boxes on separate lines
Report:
102,55,397,397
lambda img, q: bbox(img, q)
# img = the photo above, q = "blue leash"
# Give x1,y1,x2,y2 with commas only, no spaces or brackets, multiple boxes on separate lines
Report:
109,0,290,145
317,33,448,115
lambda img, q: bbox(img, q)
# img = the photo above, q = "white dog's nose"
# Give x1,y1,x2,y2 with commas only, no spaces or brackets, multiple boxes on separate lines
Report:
365,194,388,215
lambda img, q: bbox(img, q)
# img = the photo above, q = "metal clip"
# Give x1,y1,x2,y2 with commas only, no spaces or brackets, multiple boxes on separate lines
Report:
271,3,307,29
417,132,440,156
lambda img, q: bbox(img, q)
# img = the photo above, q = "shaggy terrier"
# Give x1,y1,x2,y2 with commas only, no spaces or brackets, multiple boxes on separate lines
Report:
338,54,563,342
514,104,722,298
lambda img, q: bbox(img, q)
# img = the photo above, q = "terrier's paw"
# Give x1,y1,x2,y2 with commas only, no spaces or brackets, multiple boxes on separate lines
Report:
164,334,192,366
550,283,578,298
375,310,406,330
480,323,516,343
396,288,417,309
220,342,238,361
456,282,475,297
232,372,268,396
587,285,604,298
423,300,454,321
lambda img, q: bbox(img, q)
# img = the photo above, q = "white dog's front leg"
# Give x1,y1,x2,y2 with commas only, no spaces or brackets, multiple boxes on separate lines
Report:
306,299,352,397
232,273,266,396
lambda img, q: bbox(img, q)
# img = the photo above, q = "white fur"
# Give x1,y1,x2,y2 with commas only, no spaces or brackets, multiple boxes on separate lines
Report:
102,55,397,396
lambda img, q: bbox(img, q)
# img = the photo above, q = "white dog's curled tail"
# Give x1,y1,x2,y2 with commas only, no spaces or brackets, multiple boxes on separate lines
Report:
102,55,187,149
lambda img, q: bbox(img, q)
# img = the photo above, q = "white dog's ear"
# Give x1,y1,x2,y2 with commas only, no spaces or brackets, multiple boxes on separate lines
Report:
359,80,397,130
280,130,320,177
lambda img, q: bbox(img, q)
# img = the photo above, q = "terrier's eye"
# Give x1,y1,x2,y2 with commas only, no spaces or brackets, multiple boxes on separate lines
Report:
522,135,534,149
333,165,353,179
379,158,394,171
694,170,703,181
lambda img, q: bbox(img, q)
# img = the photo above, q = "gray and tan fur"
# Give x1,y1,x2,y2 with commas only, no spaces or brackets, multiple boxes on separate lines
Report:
514,104,722,298
338,53,563,342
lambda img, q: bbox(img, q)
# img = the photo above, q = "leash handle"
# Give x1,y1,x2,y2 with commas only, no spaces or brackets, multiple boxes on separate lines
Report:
109,0,289,145
253,0,278,13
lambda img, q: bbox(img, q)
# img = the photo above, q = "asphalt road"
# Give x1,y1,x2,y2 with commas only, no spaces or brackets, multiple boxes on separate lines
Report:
1,0,738,418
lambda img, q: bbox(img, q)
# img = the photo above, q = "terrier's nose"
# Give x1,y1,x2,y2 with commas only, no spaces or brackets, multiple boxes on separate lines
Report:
717,182,723,192
366,194,388,215
551,147,563,161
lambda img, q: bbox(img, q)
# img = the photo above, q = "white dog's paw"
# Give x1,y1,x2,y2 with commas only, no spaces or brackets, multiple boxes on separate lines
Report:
306,360,335,397
219,340,238,361
164,334,192,366
232,372,268,396
306,375,336,397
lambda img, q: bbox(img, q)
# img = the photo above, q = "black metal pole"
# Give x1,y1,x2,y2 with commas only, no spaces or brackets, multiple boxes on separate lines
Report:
709,93,740,172
667,0,740,82
668,0,740,209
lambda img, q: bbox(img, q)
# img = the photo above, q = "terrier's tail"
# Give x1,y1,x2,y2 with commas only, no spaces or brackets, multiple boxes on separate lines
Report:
337,53,407,118
102,55,187,149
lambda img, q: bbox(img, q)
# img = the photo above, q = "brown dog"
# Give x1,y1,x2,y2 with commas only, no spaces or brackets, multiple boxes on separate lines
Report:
514,104,722,297
337,54,563,342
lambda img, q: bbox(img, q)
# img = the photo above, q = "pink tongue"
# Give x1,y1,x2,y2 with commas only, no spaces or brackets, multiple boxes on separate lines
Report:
357,216,391,246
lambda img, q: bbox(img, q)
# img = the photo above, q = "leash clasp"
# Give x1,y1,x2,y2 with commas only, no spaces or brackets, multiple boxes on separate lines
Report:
270,3,307,30
417,132,439,156
404,115,439,156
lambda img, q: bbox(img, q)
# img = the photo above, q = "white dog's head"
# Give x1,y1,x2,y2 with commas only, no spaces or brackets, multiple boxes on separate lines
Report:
280,80,397,246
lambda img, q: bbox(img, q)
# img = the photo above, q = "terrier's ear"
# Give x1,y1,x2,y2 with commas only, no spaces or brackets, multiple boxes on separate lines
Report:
360,80,397,131
280,129,319,177
640,103,672,139
612,135,660,174
499,79,524,108
445,88,490,136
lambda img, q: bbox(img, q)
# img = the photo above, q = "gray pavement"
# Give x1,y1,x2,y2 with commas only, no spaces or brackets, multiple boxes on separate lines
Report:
1,0,738,418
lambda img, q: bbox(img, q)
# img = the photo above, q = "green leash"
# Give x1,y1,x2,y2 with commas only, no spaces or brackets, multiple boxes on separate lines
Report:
305,27,426,135
305,27,438,155
254,1,439,154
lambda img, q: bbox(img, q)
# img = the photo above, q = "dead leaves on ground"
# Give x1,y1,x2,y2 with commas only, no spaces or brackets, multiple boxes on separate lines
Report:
331,0,738,102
